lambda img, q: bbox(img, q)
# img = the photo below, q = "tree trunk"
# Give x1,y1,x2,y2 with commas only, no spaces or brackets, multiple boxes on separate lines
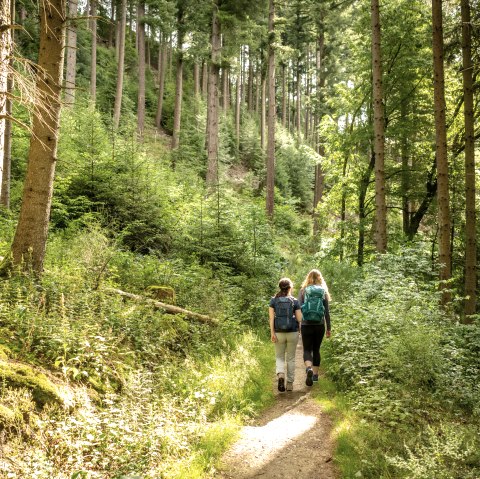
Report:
461,0,476,317
432,0,451,304
172,9,185,150
65,0,78,106
247,52,254,112
201,59,208,97
155,37,167,129
0,0,12,203
313,29,325,236
113,0,126,128
266,0,275,218
193,60,200,97
400,101,410,234
357,153,376,266
260,74,266,150
371,0,387,254
205,0,221,187
11,0,66,272
90,0,97,103
137,0,146,136
235,59,241,154
281,63,286,127
255,57,261,114
108,0,115,47
0,0,11,193
296,63,301,137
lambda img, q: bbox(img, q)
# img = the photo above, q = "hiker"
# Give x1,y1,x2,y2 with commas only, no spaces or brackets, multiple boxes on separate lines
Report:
269,278,302,392
298,269,331,386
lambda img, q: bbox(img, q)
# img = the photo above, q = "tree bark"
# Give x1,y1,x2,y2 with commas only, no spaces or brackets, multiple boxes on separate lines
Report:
11,0,66,272
105,287,217,324
193,60,200,97
313,29,325,236
260,74,266,150
137,1,146,136
0,0,11,194
65,0,78,106
266,0,275,218
461,0,476,317
113,0,126,128
155,37,167,129
201,59,208,97
205,0,221,187
358,153,376,266
172,7,185,150
371,0,387,254
90,0,97,103
432,0,451,304
235,58,241,154
281,63,286,127
247,51,254,112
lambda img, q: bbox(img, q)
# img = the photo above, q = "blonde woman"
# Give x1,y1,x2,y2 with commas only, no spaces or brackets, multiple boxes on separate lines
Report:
269,278,302,392
298,269,331,386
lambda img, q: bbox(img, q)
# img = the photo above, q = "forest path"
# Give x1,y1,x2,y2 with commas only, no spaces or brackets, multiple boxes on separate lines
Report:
214,338,338,479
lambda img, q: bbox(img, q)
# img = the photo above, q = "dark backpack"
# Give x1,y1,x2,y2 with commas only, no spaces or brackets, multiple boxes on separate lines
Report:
301,285,325,321
273,296,296,331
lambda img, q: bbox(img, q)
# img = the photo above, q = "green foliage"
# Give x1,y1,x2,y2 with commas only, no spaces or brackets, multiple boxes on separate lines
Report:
321,250,480,478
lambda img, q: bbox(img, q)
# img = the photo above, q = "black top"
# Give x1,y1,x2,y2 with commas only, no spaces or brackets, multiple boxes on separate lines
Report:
298,287,331,331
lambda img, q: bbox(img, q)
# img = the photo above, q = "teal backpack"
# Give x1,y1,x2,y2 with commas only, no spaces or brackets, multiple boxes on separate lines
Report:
301,285,325,321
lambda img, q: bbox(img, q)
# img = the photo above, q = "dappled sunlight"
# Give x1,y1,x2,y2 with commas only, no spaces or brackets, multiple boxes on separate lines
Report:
228,411,318,471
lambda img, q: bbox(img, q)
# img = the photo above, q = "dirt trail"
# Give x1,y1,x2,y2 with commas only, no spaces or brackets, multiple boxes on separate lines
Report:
215,339,338,479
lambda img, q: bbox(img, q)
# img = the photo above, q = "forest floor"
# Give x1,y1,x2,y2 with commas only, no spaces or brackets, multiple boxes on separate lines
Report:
214,338,338,479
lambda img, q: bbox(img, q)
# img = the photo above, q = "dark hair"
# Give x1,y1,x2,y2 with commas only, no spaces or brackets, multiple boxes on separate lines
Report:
275,277,293,298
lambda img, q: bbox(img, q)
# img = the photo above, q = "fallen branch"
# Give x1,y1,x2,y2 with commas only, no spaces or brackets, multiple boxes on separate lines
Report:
104,287,217,325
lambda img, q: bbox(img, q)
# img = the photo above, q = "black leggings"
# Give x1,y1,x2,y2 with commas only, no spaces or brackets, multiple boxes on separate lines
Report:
301,323,325,367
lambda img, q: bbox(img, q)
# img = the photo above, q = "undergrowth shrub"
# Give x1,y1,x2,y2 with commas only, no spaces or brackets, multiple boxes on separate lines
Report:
323,249,480,478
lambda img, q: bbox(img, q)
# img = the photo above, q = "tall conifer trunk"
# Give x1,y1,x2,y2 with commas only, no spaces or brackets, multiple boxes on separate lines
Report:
313,27,325,236
172,5,185,150
281,63,286,127
0,0,11,192
432,0,451,304
113,0,126,128
11,0,66,272
461,0,476,317
205,0,221,187
1,0,14,207
371,0,387,253
90,0,97,103
137,1,146,136
156,37,167,129
65,0,78,105
235,57,241,154
266,0,275,217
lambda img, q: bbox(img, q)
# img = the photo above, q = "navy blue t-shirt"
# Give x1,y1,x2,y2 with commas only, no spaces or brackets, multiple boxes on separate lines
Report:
269,296,301,332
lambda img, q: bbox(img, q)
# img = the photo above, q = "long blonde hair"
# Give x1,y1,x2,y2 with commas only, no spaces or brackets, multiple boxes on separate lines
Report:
301,269,331,300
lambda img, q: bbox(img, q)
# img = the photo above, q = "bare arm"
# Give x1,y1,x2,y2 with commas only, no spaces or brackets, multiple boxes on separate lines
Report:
269,306,277,342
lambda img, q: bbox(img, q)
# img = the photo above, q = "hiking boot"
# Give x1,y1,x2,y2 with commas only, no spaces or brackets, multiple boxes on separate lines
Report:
313,374,319,382
306,368,313,386
278,377,286,392
286,382,293,391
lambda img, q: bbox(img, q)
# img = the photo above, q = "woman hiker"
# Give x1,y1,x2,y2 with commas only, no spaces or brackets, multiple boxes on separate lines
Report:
298,269,331,386
269,278,302,392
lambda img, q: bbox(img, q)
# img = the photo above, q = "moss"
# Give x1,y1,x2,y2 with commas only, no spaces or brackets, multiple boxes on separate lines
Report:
0,344,11,361
0,404,18,429
0,360,62,407
146,285,176,304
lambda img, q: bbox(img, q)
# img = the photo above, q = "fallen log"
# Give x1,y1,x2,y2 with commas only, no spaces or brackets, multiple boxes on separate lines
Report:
104,287,217,325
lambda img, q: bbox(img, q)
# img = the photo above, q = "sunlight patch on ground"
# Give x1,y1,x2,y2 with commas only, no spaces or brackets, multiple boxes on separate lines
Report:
228,411,318,468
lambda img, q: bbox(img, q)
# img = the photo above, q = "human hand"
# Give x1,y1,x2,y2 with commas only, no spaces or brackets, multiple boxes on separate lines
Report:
326,330,331,338
271,333,277,342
